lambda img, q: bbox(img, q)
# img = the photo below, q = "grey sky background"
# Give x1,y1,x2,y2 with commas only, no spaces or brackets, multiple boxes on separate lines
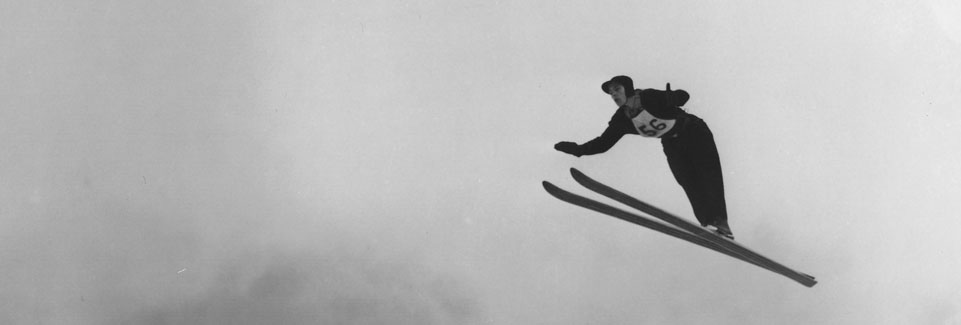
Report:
2,0,960,324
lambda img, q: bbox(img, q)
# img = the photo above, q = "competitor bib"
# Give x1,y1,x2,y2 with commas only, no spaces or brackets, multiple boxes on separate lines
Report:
624,95,676,138
630,110,676,137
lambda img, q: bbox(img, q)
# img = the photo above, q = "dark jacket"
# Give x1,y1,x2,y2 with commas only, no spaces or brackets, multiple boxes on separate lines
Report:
579,87,690,156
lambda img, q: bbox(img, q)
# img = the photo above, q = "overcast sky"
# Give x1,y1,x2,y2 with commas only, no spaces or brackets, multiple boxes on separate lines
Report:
2,0,961,324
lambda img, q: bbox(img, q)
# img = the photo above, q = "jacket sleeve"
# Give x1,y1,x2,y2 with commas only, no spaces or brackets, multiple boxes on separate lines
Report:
579,125,626,156
670,89,690,107
640,88,687,119
650,84,690,107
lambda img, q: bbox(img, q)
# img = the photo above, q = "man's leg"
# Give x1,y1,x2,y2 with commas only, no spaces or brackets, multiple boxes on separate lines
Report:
663,138,714,227
663,120,730,232
688,122,730,233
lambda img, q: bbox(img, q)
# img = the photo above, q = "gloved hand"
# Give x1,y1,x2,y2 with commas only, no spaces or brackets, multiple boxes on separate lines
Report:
664,82,689,107
554,141,582,157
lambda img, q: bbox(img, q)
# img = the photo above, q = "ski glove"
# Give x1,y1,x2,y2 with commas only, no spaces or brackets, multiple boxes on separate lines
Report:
554,141,582,157
664,82,690,107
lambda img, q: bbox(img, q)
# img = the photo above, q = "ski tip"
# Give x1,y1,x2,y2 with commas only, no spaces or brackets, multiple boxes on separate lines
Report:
569,167,584,177
542,181,563,196
542,181,555,190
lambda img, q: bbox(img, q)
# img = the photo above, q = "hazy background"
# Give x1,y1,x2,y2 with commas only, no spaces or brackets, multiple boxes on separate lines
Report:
2,0,960,324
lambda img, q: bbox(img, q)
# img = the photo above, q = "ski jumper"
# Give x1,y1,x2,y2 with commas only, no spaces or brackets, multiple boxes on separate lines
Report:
575,88,728,227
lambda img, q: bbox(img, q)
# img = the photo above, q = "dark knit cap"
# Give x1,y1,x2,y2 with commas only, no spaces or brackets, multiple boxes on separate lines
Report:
601,75,634,94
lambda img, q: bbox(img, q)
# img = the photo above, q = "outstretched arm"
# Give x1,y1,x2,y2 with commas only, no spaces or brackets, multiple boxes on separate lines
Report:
554,126,625,157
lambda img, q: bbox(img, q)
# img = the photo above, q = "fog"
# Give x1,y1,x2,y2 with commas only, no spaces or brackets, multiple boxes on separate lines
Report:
2,0,960,324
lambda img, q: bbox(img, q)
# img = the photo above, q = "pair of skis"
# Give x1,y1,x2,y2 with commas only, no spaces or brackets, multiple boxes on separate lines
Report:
544,168,817,287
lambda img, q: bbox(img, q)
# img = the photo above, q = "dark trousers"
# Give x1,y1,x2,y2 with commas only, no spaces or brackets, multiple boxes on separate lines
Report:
660,115,728,227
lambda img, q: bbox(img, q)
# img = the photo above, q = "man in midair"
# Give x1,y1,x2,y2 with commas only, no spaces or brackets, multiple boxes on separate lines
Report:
554,75,733,239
